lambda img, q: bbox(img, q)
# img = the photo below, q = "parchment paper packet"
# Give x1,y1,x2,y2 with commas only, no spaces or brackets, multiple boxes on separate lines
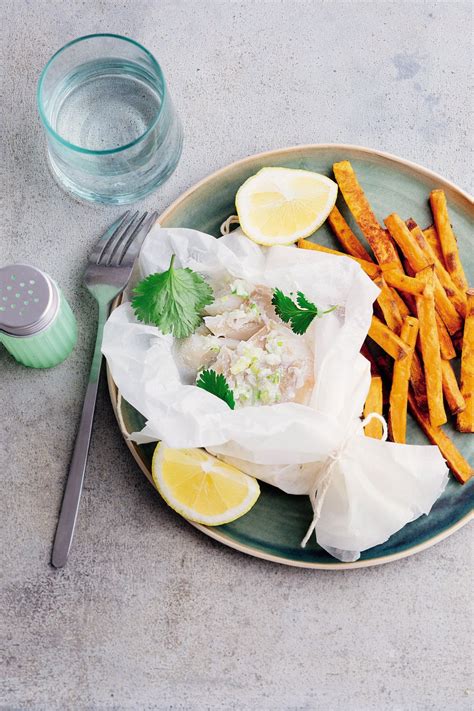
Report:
103,226,448,561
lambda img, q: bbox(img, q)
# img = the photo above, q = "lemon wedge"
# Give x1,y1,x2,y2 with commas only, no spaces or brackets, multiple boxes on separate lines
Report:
235,167,338,245
151,443,260,526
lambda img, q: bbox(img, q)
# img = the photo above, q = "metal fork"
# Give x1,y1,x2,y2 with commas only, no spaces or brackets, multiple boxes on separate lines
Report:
51,210,158,568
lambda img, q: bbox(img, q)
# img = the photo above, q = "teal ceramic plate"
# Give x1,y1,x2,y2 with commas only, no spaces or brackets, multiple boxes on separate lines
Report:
107,144,473,569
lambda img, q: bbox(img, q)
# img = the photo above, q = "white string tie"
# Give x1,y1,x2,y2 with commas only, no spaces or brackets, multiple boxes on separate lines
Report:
220,215,240,235
300,412,388,548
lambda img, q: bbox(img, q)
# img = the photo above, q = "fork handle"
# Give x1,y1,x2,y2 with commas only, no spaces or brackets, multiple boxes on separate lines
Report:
51,301,109,568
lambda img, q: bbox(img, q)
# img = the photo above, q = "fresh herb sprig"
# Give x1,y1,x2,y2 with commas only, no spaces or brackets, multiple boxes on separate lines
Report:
272,288,336,335
131,255,214,339
196,369,235,410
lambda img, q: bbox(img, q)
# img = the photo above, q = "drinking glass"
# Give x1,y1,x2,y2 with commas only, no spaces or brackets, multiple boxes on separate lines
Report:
37,34,183,204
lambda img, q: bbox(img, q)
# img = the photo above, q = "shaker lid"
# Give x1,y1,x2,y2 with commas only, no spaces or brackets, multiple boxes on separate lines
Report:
0,264,59,336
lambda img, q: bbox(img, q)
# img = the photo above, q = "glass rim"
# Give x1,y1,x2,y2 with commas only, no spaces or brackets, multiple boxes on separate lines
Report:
37,33,167,156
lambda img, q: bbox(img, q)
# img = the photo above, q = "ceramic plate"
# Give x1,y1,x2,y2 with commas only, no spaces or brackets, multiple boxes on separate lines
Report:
107,144,473,569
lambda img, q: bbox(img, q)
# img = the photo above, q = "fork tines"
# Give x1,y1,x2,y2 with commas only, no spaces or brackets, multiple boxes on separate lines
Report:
91,211,158,267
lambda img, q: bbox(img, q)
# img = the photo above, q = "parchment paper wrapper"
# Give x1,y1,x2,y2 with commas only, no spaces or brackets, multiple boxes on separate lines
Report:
103,226,449,561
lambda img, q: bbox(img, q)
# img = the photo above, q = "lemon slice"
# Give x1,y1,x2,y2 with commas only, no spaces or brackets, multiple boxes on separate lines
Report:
235,167,338,245
151,443,260,526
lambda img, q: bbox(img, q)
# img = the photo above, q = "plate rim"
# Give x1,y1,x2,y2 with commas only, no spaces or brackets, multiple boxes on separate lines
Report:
157,143,473,226
107,142,473,570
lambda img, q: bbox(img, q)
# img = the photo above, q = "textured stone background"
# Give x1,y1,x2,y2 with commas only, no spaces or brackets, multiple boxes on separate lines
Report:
0,1,472,709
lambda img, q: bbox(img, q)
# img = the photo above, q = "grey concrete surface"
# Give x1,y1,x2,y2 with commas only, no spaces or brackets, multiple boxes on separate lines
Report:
1,1,472,709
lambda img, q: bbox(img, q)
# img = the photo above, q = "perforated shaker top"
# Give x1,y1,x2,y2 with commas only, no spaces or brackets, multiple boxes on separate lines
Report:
0,264,59,336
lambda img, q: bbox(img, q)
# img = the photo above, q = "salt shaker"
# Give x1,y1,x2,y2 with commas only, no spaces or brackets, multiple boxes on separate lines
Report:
0,264,77,368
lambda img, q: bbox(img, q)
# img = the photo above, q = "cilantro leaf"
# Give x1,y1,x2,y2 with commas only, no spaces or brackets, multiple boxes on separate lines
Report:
272,288,336,335
131,255,214,339
196,369,235,410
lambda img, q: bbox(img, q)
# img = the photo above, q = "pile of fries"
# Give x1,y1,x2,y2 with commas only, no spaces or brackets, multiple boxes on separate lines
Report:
299,160,473,484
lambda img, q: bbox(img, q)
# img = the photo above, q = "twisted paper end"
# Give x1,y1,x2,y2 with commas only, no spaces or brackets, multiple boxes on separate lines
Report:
300,413,388,549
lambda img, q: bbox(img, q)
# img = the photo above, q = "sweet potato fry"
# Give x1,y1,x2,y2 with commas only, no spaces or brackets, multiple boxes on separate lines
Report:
436,274,467,321
407,219,467,321
366,339,428,417
385,214,463,335
410,351,429,414
364,376,384,439
388,245,455,361
333,161,404,270
429,189,468,292
408,392,473,484
388,284,411,319
297,239,380,278
382,269,425,296
400,261,426,322
372,275,404,332
423,225,446,265
416,267,447,427
327,206,372,260
401,252,456,357
435,312,456,360
368,316,410,361
441,360,466,416
434,278,464,336
408,220,467,319
457,289,474,432
389,317,418,443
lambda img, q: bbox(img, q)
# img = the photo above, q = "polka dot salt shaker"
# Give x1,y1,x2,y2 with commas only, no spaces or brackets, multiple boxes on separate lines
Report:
0,264,77,368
